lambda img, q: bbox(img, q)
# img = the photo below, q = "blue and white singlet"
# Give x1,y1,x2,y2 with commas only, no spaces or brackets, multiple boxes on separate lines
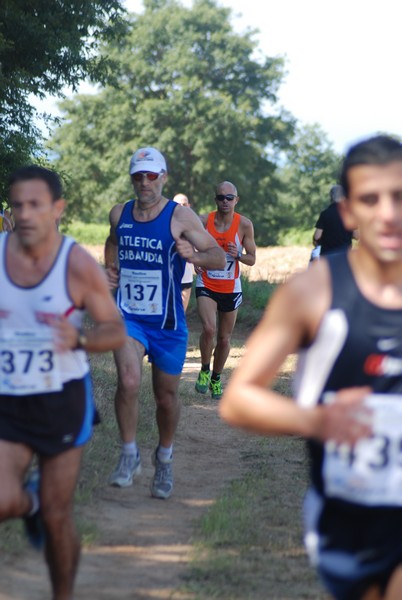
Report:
116,200,187,331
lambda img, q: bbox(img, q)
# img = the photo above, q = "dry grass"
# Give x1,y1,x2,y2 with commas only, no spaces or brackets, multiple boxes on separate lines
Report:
85,244,311,284
242,246,310,283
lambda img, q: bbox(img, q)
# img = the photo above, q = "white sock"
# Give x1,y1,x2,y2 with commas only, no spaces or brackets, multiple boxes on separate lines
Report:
157,444,173,462
122,441,138,456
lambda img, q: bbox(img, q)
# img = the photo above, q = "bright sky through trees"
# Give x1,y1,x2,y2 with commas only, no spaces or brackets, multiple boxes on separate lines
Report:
124,0,401,153
33,0,401,155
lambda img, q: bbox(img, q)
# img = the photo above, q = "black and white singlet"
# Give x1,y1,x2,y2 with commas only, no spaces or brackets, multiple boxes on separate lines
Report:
295,252,402,506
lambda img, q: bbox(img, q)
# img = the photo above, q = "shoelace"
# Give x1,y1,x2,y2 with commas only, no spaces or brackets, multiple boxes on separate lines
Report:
155,461,171,482
119,454,137,473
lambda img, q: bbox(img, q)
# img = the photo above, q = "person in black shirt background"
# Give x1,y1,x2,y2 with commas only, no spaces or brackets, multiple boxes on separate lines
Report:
312,185,359,258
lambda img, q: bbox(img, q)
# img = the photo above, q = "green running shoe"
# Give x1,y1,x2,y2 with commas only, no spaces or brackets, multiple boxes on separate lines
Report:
210,378,223,400
195,370,210,394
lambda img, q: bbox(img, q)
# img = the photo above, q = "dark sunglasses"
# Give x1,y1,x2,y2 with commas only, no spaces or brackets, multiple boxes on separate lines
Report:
132,171,161,182
216,194,237,202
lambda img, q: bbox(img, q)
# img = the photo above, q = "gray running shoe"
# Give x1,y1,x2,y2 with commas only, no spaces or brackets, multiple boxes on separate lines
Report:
151,450,173,499
109,452,141,487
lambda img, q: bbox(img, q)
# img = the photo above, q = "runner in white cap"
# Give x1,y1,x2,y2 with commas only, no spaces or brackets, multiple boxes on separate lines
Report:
105,147,225,498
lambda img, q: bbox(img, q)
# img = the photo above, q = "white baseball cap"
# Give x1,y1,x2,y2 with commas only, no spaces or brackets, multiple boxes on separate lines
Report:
129,147,167,175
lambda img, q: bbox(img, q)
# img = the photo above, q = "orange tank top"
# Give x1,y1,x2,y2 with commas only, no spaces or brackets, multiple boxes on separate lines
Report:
197,211,242,293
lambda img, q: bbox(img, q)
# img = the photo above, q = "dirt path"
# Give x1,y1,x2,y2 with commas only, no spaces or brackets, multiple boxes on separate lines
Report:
0,355,261,600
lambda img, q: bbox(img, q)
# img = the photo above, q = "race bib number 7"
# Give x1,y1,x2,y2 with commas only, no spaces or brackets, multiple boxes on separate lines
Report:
323,394,402,505
0,330,62,395
207,253,236,280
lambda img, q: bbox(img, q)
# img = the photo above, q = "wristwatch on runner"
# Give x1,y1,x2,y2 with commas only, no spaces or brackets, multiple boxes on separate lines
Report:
76,329,88,350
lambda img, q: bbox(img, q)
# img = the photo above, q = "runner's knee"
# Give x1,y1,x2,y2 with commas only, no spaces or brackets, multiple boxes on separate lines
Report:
117,369,141,396
216,332,232,347
202,321,216,339
41,502,74,533
0,482,26,520
155,390,179,412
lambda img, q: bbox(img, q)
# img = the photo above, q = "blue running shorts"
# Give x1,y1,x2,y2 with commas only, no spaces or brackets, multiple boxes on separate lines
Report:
125,320,188,375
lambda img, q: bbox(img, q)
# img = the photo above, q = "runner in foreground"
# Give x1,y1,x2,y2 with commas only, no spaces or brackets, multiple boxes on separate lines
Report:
220,135,402,600
0,166,126,600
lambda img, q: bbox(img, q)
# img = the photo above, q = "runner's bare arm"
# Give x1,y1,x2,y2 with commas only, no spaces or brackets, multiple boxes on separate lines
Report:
198,213,208,228
173,207,225,269
227,217,256,266
104,204,124,289
187,212,209,274
53,245,125,353
219,265,372,445
313,228,323,246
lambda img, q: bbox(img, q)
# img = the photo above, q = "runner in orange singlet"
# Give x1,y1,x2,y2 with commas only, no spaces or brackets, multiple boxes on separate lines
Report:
195,181,256,399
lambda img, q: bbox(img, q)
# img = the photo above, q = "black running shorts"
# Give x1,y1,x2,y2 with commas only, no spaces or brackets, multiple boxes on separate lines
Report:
195,287,243,312
0,374,99,456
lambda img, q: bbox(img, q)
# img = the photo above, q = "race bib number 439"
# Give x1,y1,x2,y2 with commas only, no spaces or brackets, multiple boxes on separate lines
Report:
120,268,162,315
323,394,402,505
0,329,62,395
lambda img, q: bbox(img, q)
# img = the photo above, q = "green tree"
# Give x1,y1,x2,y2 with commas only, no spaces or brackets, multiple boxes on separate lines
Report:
50,0,294,243
0,0,127,199
277,124,341,233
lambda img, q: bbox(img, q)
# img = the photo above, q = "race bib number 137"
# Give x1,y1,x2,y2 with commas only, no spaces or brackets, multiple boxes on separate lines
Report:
120,268,163,315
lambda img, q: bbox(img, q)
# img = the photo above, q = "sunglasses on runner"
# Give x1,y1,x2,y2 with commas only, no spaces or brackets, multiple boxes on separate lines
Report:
215,194,237,202
132,171,162,182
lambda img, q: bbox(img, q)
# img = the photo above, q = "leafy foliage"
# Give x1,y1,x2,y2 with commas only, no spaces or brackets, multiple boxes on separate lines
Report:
277,124,342,231
50,0,295,242
0,0,127,200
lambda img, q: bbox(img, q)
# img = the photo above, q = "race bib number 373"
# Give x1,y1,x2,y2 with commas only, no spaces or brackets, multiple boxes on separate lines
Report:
323,394,402,505
0,329,62,395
